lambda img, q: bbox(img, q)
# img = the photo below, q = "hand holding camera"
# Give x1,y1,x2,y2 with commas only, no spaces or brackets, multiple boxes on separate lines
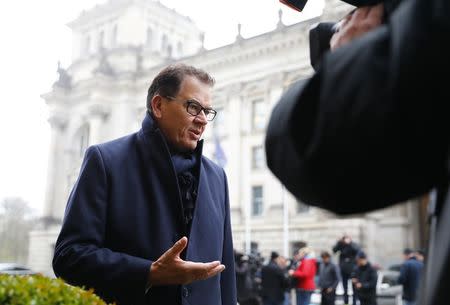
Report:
279,0,402,70
330,4,384,50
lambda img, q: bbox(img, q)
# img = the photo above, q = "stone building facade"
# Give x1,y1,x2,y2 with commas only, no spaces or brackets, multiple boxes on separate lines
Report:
29,0,424,275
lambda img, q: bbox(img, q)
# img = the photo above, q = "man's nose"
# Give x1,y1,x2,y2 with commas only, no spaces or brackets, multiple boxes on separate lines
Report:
194,111,208,124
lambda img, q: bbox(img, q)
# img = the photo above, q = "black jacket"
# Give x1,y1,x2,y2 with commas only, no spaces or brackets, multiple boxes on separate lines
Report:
332,241,360,275
318,261,341,290
235,261,255,302
352,263,378,302
261,261,289,303
265,0,450,304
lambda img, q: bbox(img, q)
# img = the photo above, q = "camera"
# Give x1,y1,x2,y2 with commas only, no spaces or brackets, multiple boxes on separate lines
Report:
279,0,403,70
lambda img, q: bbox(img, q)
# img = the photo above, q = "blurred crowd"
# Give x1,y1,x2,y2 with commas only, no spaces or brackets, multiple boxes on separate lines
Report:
235,234,425,305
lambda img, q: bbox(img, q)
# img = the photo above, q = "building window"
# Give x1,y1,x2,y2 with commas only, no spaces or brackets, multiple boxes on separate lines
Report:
111,25,118,46
161,34,168,52
296,200,310,214
146,27,152,46
252,145,264,169
98,31,104,50
252,186,263,216
177,41,183,57
213,106,225,135
252,98,265,130
167,44,173,57
83,35,91,56
78,124,90,158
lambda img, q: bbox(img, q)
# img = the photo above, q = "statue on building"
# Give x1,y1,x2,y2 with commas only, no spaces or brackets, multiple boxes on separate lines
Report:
235,23,243,42
199,32,206,52
53,61,72,89
94,48,115,76
276,9,285,30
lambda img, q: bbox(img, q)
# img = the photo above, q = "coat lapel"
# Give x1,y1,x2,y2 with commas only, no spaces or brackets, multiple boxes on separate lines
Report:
137,113,187,234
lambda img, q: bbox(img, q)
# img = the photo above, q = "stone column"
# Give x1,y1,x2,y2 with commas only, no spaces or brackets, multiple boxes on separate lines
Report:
43,114,67,221
88,104,110,145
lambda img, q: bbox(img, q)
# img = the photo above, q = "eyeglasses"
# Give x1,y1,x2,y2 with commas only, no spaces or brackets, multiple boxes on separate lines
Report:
165,96,217,121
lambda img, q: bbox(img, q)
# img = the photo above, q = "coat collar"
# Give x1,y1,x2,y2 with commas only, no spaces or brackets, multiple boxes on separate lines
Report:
138,111,206,236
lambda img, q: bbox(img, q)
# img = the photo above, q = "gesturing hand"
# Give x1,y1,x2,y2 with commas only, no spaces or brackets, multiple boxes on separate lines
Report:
148,237,225,286
330,3,384,51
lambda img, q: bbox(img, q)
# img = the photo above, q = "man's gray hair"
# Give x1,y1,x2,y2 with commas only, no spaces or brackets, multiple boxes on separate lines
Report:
146,63,215,112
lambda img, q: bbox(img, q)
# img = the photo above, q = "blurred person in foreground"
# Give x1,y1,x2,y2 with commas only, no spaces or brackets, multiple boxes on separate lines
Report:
289,247,317,305
398,248,424,305
53,63,236,305
318,251,341,305
332,234,360,305
351,251,377,305
265,1,450,304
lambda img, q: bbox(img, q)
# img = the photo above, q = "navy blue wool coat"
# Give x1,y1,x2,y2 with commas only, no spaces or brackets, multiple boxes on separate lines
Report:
53,113,237,305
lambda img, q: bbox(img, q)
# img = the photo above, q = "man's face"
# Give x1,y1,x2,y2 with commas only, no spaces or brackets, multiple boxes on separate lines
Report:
152,76,212,151
357,258,367,266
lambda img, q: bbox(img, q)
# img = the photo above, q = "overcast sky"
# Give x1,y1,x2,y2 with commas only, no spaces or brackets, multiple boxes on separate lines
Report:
0,0,323,216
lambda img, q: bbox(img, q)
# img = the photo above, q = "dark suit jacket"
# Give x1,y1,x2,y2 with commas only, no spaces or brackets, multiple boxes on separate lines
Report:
265,0,449,304
352,263,377,302
261,261,289,303
398,257,423,301
53,113,237,305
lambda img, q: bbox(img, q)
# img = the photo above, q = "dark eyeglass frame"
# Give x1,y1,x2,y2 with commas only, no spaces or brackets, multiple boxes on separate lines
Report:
165,96,217,121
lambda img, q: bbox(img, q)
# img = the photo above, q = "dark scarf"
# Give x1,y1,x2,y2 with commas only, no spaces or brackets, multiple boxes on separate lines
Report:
144,111,201,233
171,149,199,234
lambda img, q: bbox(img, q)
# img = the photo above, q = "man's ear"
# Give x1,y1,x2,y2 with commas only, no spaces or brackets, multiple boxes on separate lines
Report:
151,95,163,118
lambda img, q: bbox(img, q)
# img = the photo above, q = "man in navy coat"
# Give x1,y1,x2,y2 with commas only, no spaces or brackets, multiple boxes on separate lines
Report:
53,63,237,305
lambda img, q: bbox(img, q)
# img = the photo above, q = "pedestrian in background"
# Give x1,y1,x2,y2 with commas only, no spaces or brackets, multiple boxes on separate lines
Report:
352,251,377,305
332,234,360,305
289,247,317,305
318,251,341,305
398,248,424,305
261,252,290,305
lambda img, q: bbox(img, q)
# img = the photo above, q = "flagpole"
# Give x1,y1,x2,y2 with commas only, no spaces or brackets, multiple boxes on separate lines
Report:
245,198,251,254
282,184,289,257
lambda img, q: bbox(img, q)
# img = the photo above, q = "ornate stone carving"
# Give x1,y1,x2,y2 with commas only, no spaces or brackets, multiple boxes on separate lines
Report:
88,103,111,119
53,61,72,89
93,48,115,76
224,82,244,98
48,114,68,131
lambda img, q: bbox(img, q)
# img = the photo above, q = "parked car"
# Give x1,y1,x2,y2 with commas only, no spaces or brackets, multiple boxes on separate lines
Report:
0,263,37,275
377,270,402,305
